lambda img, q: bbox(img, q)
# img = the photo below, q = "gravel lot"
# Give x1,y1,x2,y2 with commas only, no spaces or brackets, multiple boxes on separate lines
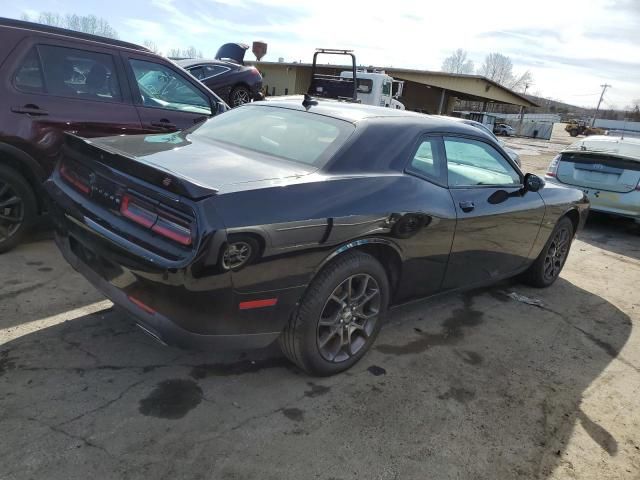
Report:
1,125,639,479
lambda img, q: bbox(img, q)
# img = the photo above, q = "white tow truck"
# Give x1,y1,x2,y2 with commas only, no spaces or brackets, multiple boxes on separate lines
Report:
339,69,405,109
307,49,405,109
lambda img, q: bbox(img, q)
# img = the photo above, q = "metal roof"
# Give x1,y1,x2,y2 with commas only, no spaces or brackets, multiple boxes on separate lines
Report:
250,60,538,108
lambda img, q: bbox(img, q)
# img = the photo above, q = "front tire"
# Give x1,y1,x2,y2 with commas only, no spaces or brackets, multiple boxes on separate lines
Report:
521,217,574,288
0,165,37,254
279,251,390,376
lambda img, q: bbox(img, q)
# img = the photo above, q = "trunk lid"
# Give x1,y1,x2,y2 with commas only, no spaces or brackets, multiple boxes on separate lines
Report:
69,130,314,198
556,151,640,193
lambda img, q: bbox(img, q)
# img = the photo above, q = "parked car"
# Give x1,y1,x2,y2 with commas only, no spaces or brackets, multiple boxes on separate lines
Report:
440,117,522,166
545,135,640,223
45,98,589,375
0,17,227,252
494,123,515,136
176,43,263,108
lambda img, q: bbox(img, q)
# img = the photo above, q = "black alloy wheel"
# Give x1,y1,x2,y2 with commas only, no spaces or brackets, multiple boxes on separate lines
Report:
0,165,36,254
230,86,251,107
0,180,23,242
279,251,389,376
521,216,575,288
542,223,572,283
316,273,381,363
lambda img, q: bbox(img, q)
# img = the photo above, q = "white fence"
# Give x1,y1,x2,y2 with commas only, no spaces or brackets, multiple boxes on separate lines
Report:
594,119,640,133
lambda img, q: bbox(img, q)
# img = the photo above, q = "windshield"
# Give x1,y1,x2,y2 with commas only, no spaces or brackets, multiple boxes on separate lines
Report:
192,105,355,166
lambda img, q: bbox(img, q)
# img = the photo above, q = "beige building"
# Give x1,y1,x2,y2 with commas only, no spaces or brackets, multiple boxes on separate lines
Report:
248,61,537,114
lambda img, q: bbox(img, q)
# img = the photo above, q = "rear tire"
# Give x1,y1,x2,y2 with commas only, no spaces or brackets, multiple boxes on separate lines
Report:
0,165,37,254
229,85,251,107
568,129,579,137
279,251,390,376
521,217,574,288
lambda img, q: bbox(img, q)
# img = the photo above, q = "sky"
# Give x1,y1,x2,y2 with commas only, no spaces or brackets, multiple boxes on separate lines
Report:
7,0,640,108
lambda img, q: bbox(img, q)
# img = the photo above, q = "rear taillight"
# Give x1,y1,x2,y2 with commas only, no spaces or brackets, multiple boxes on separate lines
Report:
151,213,192,246
60,164,90,194
120,193,193,246
120,195,156,228
546,154,561,177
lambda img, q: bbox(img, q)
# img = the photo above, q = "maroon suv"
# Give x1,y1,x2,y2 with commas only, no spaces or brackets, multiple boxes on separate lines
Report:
0,17,227,252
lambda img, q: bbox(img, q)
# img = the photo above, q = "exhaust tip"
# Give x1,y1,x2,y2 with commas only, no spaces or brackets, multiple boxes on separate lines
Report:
135,322,167,346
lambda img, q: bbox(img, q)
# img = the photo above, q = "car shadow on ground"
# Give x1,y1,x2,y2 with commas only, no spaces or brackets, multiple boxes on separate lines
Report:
578,212,640,262
0,232,105,330
0,275,632,479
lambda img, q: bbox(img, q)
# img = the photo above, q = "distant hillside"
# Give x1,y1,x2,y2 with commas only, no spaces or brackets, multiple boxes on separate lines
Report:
471,93,631,122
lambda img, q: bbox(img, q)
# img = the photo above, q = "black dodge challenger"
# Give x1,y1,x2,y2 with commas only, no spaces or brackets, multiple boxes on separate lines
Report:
45,98,589,375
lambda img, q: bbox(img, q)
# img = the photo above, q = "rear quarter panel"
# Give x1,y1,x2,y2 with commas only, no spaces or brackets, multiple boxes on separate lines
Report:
213,174,457,303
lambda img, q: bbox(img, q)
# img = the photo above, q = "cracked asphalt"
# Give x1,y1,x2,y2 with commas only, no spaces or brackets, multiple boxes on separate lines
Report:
1,127,640,479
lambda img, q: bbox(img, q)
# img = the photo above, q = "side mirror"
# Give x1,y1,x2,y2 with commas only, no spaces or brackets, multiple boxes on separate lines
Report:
524,173,544,192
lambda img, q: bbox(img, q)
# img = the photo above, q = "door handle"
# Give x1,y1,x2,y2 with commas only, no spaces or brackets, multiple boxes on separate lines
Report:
11,105,49,116
459,201,475,213
151,119,176,129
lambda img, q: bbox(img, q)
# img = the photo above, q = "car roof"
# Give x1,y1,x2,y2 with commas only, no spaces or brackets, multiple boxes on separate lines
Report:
254,97,498,138
564,135,640,161
175,58,238,68
0,17,149,52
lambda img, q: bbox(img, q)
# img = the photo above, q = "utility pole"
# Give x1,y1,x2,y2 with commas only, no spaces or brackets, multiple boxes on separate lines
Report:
518,82,530,136
591,84,611,126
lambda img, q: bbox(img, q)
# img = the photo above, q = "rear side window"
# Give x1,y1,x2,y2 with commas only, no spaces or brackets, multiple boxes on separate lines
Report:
188,66,205,80
192,105,355,166
407,137,445,184
14,48,45,93
36,45,122,101
204,65,229,77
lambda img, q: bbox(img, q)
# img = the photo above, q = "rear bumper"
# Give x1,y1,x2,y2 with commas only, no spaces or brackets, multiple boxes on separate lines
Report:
546,176,640,220
55,232,293,350
46,171,305,350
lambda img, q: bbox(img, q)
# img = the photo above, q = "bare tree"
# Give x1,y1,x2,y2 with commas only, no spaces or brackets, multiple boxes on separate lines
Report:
478,52,533,92
183,46,203,59
20,12,118,38
509,70,533,93
441,49,474,74
167,46,203,59
143,40,162,56
478,53,513,85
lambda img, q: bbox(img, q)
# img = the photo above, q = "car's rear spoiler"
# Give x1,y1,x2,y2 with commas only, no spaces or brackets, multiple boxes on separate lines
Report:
63,134,218,200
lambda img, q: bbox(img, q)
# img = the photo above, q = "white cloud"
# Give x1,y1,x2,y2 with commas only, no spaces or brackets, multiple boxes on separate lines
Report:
12,0,640,105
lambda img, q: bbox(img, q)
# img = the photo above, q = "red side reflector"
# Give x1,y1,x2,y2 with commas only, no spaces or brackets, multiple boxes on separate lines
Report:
239,298,278,310
128,295,156,315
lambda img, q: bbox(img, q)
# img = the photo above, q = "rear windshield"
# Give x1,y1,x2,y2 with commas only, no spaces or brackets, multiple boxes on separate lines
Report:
561,152,640,171
192,105,355,166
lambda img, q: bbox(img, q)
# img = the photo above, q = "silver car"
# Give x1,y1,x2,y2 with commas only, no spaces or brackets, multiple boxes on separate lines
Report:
545,136,640,223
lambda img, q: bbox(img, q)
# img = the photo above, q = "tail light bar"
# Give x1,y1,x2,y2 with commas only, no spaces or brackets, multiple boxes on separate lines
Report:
60,164,90,194
120,193,193,246
546,154,561,177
